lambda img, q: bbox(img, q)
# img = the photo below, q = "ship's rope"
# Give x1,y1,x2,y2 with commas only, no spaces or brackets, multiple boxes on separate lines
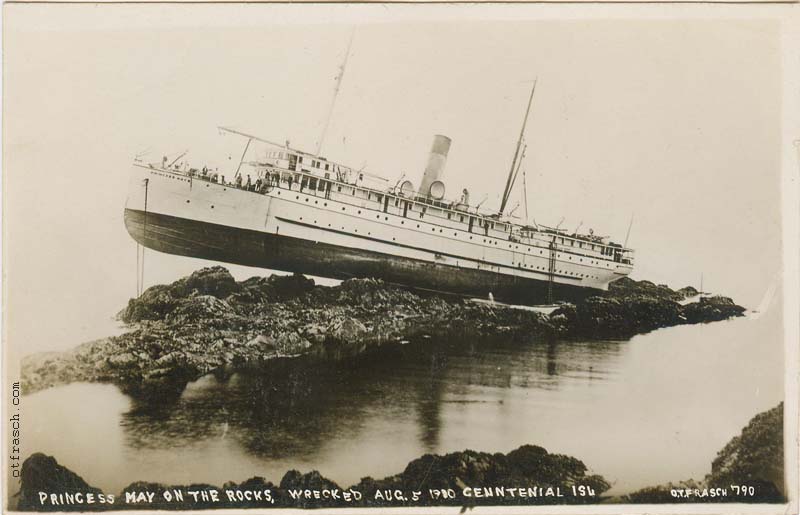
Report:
136,243,141,297
136,179,149,297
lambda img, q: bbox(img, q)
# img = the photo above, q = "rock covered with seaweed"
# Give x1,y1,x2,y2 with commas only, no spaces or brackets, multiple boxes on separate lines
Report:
15,444,609,511
622,402,785,503
21,267,745,395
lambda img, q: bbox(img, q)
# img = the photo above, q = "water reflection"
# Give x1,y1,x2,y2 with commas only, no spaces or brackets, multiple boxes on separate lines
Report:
119,336,622,461
24,316,782,495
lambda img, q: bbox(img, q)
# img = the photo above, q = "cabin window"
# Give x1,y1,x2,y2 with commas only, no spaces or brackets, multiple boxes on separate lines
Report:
299,156,304,163
337,186,342,192
325,164,330,171
447,212,452,220
460,215,464,222
309,178,317,190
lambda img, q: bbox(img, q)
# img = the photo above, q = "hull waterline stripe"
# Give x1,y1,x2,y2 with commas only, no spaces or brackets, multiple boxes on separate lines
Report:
275,215,582,283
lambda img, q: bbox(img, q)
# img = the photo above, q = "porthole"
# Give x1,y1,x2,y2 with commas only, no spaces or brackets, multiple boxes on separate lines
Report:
211,205,215,209
186,200,190,203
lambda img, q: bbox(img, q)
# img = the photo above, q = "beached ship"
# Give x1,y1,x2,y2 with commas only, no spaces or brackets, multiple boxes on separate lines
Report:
124,118,634,304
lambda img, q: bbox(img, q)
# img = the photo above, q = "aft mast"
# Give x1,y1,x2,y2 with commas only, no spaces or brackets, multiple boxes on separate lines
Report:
500,79,537,214
316,30,355,156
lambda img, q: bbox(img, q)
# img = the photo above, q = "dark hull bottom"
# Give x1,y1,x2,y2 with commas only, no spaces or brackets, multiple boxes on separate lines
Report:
124,209,597,305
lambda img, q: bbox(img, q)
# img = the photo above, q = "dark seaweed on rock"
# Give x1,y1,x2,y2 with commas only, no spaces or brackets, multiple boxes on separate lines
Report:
17,454,105,511
15,445,609,511
353,445,610,507
622,402,785,504
707,402,784,500
549,277,744,338
21,267,745,396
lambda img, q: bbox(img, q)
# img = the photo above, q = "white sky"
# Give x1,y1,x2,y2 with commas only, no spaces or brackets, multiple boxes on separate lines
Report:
3,4,792,354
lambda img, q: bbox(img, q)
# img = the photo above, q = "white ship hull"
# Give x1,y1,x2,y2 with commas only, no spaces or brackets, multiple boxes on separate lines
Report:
125,164,633,304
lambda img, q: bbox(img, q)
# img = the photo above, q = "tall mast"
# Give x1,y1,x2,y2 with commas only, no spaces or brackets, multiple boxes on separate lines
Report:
316,30,355,156
500,78,537,214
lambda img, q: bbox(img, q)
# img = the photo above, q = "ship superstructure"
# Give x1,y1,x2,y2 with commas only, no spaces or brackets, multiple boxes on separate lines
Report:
124,125,634,304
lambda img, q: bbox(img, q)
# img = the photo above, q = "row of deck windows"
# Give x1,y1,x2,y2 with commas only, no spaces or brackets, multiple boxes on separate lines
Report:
256,162,621,256
231,166,621,261
277,186,616,269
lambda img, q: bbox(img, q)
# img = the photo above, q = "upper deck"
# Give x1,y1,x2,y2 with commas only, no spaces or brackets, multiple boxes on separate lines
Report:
143,151,635,268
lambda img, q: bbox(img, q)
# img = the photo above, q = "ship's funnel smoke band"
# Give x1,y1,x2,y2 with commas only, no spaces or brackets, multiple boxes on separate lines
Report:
419,135,452,199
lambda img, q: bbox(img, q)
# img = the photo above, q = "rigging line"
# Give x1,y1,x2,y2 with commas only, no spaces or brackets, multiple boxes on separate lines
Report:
623,213,634,249
522,165,529,222
168,150,188,169
316,29,355,156
135,241,140,297
234,138,252,178
500,78,537,214
506,143,527,212
140,179,149,295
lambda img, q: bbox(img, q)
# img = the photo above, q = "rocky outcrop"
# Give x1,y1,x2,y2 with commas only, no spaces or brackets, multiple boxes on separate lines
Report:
17,454,106,511
707,402,784,499
549,278,744,338
21,267,745,395
352,445,610,507
682,295,747,324
15,445,609,511
622,402,785,503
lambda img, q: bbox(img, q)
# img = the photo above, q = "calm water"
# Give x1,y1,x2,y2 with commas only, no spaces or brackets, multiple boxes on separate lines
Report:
20,310,783,497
